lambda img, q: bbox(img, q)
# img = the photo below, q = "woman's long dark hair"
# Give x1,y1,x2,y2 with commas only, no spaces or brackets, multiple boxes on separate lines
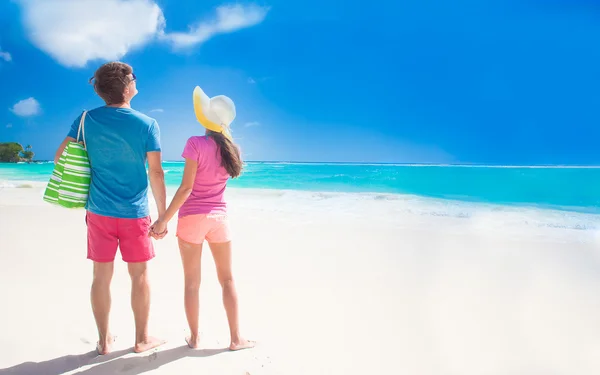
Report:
207,131,243,178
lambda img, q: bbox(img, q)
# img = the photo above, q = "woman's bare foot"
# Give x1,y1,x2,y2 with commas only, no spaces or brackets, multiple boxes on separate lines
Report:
229,339,256,351
134,336,166,353
96,335,115,355
185,335,200,349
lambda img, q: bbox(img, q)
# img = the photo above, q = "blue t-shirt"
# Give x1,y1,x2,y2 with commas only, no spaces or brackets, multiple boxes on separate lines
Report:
67,106,161,219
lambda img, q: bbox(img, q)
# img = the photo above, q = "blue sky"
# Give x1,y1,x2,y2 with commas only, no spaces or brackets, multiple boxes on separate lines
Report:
1,0,600,164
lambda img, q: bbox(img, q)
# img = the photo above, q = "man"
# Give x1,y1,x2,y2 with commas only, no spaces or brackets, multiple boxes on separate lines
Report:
54,62,167,354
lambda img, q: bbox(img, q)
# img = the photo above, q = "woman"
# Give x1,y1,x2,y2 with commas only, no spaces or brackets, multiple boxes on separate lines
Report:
150,86,254,350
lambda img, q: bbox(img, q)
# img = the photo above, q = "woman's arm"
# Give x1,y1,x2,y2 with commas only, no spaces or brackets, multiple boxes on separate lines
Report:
162,157,198,222
150,157,198,237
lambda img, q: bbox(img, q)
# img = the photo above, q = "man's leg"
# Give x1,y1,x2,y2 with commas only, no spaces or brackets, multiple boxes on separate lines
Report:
119,215,164,353
128,262,165,353
91,261,115,355
87,211,119,355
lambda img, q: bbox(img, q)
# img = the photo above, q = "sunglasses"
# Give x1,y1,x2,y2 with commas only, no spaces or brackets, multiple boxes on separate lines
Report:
88,72,136,84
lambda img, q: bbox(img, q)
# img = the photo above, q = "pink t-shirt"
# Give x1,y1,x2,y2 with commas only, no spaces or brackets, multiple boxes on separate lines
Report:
178,136,230,217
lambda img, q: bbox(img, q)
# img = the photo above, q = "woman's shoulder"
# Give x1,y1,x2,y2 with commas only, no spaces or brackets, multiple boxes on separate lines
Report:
187,135,216,147
186,135,209,146
183,136,213,155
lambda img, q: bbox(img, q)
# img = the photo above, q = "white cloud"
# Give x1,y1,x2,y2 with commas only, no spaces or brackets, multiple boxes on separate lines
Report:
244,121,260,128
0,46,11,62
6,124,13,128
16,1,269,67
248,77,256,84
150,108,164,113
162,4,269,48
17,0,165,67
10,97,41,117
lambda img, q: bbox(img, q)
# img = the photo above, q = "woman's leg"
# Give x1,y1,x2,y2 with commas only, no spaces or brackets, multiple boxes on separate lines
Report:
208,241,255,350
178,237,203,348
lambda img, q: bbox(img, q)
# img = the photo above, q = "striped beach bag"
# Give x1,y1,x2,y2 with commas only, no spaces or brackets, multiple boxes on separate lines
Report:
43,111,91,208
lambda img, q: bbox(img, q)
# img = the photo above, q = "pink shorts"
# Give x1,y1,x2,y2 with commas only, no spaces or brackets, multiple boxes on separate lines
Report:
86,211,155,263
177,214,231,244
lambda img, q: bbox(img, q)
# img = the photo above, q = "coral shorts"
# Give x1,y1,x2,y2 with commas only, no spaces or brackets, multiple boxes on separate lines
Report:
86,211,155,263
177,214,231,244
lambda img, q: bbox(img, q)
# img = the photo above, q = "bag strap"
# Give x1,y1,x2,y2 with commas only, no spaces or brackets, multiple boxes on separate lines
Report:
76,110,88,149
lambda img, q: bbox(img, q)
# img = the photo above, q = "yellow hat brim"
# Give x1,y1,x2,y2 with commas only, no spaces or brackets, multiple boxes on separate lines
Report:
193,86,232,140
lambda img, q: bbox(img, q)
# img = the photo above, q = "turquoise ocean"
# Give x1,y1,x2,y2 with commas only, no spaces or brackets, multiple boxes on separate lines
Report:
1,162,599,213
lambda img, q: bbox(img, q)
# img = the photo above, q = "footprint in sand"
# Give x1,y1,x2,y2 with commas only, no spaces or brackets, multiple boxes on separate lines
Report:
122,363,135,371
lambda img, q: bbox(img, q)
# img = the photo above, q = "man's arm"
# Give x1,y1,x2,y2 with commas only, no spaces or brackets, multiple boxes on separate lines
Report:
57,112,85,163
54,137,76,164
147,151,166,217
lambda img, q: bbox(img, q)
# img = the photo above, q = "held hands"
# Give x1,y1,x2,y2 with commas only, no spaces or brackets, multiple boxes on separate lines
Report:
149,218,168,240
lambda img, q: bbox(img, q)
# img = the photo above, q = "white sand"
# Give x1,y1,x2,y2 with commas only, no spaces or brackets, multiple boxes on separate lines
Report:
1,187,600,374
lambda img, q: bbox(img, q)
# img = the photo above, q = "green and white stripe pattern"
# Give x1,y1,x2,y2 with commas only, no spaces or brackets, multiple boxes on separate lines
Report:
43,111,91,208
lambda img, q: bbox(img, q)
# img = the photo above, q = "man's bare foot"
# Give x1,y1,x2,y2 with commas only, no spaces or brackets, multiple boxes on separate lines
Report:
134,336,166,353
96,335,115,355
229,339,256,351
185,335,200,349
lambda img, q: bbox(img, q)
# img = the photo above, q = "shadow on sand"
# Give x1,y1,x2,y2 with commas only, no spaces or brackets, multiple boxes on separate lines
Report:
0,346,229,375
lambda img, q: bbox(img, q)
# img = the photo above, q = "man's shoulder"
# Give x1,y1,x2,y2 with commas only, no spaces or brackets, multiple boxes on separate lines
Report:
89,107,157,127
128,109,157,126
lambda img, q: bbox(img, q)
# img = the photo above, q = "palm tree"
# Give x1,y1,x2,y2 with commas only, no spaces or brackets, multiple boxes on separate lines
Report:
21,145,34,163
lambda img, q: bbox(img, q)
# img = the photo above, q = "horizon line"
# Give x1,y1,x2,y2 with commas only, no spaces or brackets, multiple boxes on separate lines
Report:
165,160,600,168
15,160,600,168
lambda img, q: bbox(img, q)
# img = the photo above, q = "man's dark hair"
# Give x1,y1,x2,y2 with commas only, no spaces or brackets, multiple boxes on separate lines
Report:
89,62,133,105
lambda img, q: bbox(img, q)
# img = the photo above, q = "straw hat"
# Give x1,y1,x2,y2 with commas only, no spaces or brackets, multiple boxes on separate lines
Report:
193,86,236,140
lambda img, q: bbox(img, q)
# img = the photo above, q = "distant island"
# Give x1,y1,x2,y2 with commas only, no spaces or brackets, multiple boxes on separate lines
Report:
0,143,35,163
